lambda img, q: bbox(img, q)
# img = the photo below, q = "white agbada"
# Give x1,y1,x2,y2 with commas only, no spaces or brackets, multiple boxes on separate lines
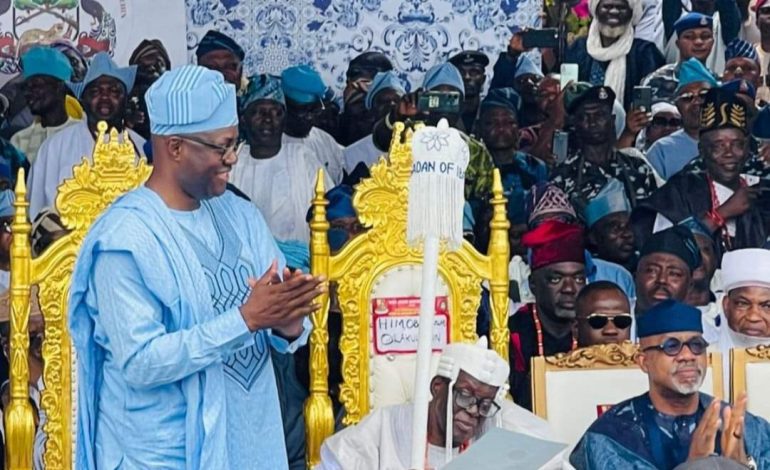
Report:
283,127,344,185
229,142,333,243
343,134,386,173
27,120,145,219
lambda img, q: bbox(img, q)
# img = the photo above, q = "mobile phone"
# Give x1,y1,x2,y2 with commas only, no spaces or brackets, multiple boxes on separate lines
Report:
521,28,559,49
417,91,461,114
553,131,569,164
632,86,652,112
560,63,579,90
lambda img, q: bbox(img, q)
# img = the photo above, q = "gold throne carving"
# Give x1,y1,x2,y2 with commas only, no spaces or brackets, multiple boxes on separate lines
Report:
303,122,511,467
5,122,151,470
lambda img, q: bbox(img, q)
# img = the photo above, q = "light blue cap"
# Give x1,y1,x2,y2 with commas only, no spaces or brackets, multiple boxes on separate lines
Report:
281,65,326,104
241,74,285,113
146,65,238,136
365,71,405,110
422,63,465,98
21,46,72,82
514,55,543,79
583,178,632,227
676,58,718,93
0,189,15,218
73,52,136,99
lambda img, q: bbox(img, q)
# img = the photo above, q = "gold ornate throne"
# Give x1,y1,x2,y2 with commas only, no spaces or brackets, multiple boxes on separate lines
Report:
303,122,511,467
4,122,151,470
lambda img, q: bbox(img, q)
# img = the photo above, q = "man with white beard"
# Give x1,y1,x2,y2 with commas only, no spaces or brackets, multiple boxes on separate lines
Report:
717,248,770,350
570,299,770,469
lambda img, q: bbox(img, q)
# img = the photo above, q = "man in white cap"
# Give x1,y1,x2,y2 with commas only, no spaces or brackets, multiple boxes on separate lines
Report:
28,52,146,219
718,248,770,349
68,65,326,469
316,338,553,469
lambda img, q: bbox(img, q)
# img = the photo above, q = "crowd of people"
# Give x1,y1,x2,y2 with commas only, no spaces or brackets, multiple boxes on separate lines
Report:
0,0,767,468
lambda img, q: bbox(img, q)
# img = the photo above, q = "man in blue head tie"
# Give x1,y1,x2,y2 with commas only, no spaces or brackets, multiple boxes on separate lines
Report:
570,300,770,469
68,65,325,469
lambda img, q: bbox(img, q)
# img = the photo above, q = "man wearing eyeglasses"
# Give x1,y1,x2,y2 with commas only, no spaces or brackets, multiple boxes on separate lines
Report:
68,66,326,470
317,339,554,469
571,299,770,469
573,281,632,347
645,58,717,181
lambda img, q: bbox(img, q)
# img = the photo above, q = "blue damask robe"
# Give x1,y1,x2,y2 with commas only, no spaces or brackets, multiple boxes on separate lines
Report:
570,393,770,470
70,186,305,469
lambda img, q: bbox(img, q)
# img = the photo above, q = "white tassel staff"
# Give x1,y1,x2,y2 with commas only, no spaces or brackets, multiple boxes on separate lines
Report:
407,118,469,469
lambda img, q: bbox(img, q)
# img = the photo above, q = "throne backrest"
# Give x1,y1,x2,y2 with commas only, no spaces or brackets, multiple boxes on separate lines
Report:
303,123,511,467
731,346,770,420
5,122,151,470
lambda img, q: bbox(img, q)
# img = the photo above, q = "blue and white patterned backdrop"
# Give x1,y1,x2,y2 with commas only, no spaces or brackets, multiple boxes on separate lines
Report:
185,0,542,93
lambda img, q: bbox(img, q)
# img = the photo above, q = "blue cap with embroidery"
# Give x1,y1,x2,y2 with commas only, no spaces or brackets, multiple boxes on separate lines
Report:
196,30,245,61
281,65,326,105
422,63,465,97
75,52,136,99
676,58,718,93
146,65,238,136
725,38,760,63
674,12,713,36
241,74,285,113
637,299,703,338
21,46,72,82
365,71,405,110
583,178,632,228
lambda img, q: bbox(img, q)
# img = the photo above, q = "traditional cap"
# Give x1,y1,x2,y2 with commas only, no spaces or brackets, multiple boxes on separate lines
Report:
479,87,521,118
522,220,585,270
676,58,718,93
652,102,680,118
21,46,72,82
583,178,632,228
721,248,770,292
129,39,171,68
196,30,245,61
640,225,701,271
514,55,543,79
721,78,757,100
30,208,68,258
565,83,615,114
364,71,405,110
50,39,87,82
674,12,714,36
637,299,703,338
77,52,136,99
276,240,310,273
241,74,285,113
526,183,577,227
752,105,770,140
725,38,760,64
326,185,356,220
436,337,509,387
281,65,326,104
146,65,238,136
0,189,14,218
699,86,749,135
347,51,393,80
422,63,465,97
678,216,713,241
449,50,490,69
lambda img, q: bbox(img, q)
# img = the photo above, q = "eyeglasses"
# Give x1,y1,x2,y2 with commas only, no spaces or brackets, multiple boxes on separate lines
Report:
676,89,709,103
177,135,243,162
642,336,709,357
582,313,633,330
453,388,500,418
651,117,682,128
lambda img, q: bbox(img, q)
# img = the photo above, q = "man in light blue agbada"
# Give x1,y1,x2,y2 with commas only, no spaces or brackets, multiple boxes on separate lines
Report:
68,65,325,469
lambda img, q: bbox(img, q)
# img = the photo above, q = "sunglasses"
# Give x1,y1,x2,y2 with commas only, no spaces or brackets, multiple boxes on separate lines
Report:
651,117,682,127
642,336,709,357
582,313,633,330
453,388,500,418
676,89,709,103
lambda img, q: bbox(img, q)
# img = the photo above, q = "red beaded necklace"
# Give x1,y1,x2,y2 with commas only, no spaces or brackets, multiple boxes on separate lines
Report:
532,304,577,356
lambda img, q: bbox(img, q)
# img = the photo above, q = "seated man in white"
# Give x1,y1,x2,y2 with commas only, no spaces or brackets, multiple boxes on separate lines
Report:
27,52,145,219
317,338,553,469
717,248,770,350
570,300,770,469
